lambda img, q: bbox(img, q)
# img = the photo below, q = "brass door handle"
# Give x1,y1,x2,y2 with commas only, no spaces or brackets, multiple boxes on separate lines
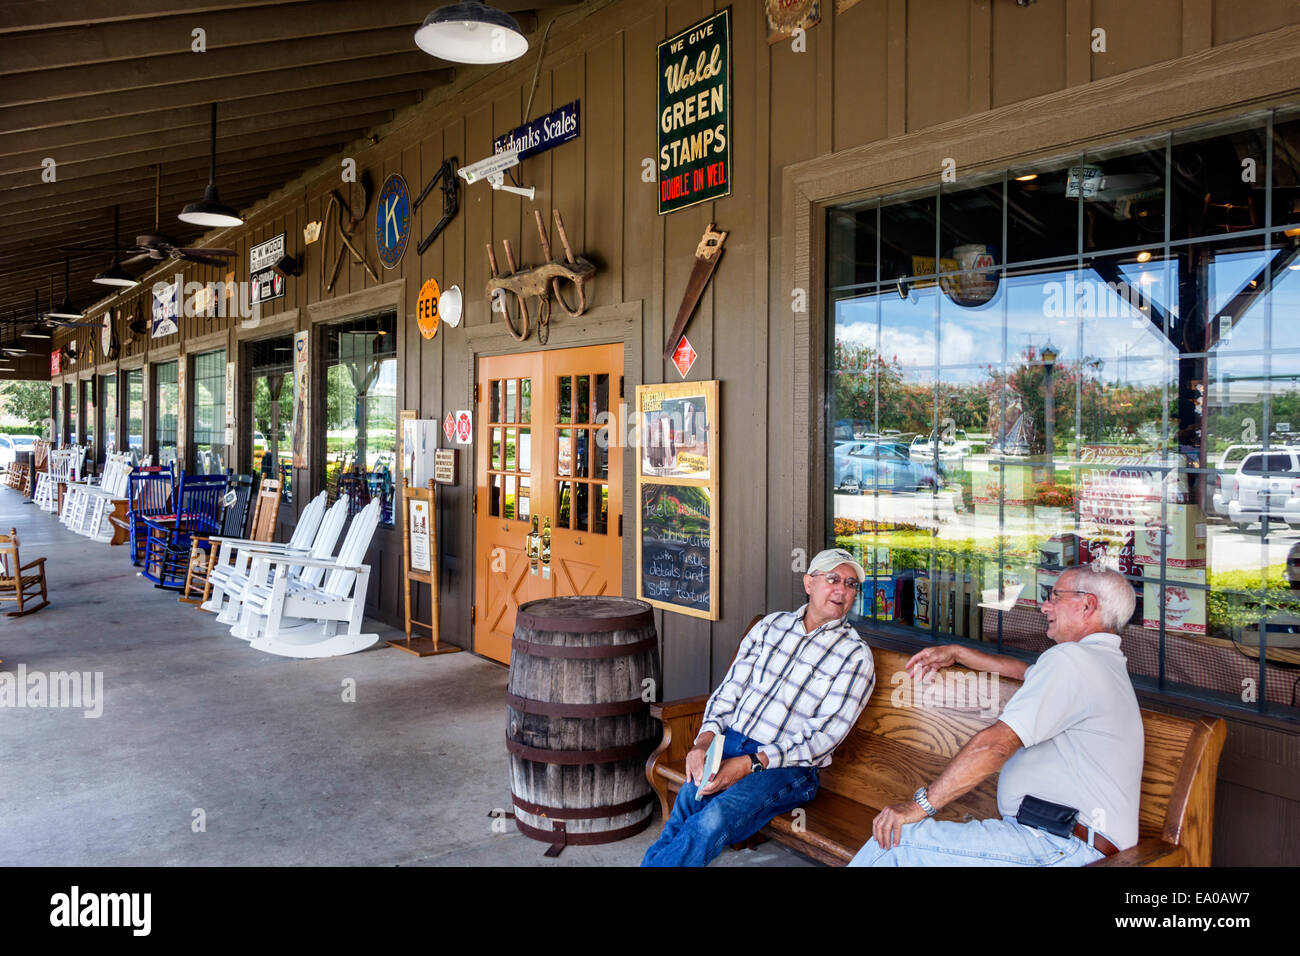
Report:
526,515,541,575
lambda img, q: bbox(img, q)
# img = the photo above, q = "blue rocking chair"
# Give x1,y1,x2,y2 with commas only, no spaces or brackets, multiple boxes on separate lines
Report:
119,466,175,567
141,472,229,589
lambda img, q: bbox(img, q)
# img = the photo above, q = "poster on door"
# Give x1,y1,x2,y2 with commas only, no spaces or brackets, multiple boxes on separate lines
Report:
225,362,236,430
409,499,431,573
291,330,309,468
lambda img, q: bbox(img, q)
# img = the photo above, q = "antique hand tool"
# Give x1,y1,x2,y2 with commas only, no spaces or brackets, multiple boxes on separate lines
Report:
414,158,459,256
664,223,727,360
484,208,596,344
321,175,378,293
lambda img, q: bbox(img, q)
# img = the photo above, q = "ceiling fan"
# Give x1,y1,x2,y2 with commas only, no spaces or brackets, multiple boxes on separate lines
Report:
62,165,236,268
42,265,100,328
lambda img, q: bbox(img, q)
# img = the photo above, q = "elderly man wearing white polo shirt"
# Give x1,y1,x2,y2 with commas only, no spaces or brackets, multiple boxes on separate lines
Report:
849,564,1142,866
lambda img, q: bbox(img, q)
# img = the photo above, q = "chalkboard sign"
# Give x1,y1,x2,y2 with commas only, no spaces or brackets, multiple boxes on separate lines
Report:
636,378,719,620
639,484,713,615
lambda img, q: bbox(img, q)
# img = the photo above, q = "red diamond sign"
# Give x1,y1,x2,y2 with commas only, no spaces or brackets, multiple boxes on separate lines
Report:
443,411,455,442
671,335,697,378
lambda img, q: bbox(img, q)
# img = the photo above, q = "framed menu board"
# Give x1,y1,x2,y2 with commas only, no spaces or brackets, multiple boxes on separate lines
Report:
636,381,719,619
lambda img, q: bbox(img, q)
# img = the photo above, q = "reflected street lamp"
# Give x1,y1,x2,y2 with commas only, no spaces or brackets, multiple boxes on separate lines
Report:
1041,341,1059,475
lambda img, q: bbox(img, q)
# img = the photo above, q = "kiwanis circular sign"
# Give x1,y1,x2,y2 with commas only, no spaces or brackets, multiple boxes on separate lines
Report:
376,173,410,270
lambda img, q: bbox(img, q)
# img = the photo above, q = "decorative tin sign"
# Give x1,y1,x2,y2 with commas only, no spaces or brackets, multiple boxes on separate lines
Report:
657,8,731,214
493,100,581,162
50,349,61,375
416,277,442,339
151,279,180,337
250,232,287,306
766,0,820,43
376,173,411,270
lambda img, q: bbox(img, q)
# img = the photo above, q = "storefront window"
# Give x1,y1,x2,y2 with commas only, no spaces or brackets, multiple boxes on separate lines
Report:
65,383,76,445
248,336,294,502
125,369,144,459
81,379,94,452
154,361,178,466
828,109,1300,718
191,349,226,475
101,374,116,455
323,313,397,525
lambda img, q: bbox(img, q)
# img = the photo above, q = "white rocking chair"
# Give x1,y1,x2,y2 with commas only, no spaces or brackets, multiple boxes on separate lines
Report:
240,498,383,659
205,491,337,628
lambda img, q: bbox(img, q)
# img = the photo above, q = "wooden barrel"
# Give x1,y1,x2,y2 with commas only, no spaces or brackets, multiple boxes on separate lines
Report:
507,596,661,850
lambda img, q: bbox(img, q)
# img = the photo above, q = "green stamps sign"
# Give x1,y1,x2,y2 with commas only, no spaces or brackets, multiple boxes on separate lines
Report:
657,8,731,214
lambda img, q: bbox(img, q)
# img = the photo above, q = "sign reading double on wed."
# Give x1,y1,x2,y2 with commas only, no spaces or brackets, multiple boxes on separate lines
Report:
657,8,731,214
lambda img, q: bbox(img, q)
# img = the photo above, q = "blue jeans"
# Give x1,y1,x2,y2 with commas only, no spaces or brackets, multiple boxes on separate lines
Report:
641,729,819,867
847,816,1106,867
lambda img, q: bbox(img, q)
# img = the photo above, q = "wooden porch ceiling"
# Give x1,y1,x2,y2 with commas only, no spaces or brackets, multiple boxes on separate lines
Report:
0,0,578,337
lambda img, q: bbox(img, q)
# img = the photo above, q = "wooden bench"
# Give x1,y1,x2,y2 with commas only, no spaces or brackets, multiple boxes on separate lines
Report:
646,627,1227,867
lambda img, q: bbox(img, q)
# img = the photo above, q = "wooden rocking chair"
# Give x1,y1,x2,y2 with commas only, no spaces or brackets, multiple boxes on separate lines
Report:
0,528,50,616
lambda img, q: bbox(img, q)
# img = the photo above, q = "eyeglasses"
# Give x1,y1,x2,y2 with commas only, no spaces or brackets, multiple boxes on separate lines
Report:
812,571,862,592
1046,587,1090,602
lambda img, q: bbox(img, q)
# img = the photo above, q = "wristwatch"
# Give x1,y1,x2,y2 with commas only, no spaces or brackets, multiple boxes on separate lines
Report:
913,786,937,817
748,753,765,773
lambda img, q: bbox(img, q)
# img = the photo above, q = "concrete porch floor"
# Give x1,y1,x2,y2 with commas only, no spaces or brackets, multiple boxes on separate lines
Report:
0,485,812,867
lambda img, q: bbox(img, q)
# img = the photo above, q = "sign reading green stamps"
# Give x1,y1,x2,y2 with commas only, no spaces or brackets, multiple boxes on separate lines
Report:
657,8,731,215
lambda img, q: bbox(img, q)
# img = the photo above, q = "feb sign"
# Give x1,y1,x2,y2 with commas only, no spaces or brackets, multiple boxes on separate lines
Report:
416,278,441,339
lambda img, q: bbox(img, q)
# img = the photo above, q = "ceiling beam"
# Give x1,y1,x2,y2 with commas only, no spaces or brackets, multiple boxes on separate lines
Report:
0,77,426,158
0,105,397,177
0,55,450,133
0,27,436,107
0,123,377,193
0,0,566,33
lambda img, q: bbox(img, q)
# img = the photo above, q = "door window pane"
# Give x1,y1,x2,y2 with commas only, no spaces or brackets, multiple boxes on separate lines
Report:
101,375,116,455
154,361,178,466
248,336,294,501
125,369,144,458
192,349,226,475
322,313,398,524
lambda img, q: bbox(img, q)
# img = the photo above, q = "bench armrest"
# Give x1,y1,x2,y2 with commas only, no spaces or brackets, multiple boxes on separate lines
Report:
645,694,713,821
1087,838,1187,867
252,552,366,573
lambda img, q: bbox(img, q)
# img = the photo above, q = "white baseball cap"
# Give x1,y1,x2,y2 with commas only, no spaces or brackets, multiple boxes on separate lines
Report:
806,548,866,584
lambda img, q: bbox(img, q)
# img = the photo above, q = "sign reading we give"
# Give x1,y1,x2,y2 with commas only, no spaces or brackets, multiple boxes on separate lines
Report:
657,8,731,214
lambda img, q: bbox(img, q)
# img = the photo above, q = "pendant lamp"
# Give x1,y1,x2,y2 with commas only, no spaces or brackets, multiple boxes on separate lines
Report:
179,103,244,228
415,2,528,64
48,258,82,320
94,204,138,288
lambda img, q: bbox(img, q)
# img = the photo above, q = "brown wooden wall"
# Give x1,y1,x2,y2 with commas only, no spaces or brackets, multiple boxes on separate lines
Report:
49,0,1300,863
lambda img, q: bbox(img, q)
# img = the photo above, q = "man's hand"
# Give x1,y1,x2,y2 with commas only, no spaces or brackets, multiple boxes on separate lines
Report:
685,732,715,786
697,755,754,797
871,800,927,851
906,645,960,681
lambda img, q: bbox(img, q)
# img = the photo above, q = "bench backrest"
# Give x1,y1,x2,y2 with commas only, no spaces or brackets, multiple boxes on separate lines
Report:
128,466,174,517
286,491,329,551
818,645,1223,866
320,498,380,596
219,474,257,538
173,472,229,534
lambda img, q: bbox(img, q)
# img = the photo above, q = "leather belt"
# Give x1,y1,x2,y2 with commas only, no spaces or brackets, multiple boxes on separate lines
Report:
1073,822,1119,857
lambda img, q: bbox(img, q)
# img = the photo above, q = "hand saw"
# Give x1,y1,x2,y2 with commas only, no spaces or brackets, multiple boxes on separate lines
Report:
664,223,727,361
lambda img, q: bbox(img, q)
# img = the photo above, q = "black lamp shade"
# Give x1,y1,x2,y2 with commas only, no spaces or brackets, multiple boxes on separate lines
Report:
415,2,528,63
180,183,243,228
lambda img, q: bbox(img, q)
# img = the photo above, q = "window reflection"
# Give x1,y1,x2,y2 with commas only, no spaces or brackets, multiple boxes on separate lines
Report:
829,111,1300,716
323,314,397,525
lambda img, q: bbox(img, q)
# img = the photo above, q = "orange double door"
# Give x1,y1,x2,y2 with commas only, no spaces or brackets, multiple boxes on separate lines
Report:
474,344,624,664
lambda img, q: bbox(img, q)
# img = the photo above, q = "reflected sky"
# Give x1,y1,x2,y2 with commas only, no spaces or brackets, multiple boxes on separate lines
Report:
835,250,1300,387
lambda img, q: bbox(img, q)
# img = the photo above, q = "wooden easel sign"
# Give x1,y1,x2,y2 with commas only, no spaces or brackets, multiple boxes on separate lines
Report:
389,478,461,657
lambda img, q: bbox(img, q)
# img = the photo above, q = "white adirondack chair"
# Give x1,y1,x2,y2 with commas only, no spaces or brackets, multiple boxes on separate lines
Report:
36,448,77,513
203,490,331,620
241,498,383,659
220,494,348,636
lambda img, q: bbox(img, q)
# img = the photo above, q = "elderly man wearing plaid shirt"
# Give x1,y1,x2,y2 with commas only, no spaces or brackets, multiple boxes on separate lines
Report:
641,548,876,867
